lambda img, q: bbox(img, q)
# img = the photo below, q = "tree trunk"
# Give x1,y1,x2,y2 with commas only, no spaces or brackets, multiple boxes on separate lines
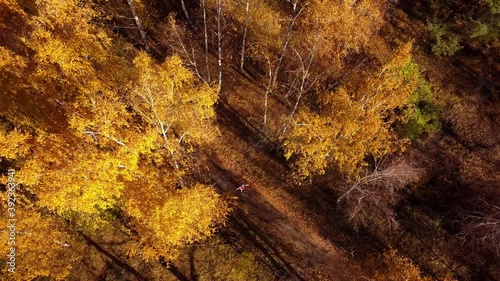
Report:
216,0,223,89
271,3,306,89
126,0,150,52
202,0,211,83
281,48,318,136
240,0,250,71
262,65,273,129
180,0,193,27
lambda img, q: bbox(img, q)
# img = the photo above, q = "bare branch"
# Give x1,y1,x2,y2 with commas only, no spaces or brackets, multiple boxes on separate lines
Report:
280,47,322,136
338,157,421,233
457,199,500,257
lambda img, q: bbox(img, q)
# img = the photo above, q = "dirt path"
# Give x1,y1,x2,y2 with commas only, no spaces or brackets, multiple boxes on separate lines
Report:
205,83,363,280
210,160,359,281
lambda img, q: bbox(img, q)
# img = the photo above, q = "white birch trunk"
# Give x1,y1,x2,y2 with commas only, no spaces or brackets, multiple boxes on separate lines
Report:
240,0,250,71
202,0,211,83
126,0,150,52
216,0,223,89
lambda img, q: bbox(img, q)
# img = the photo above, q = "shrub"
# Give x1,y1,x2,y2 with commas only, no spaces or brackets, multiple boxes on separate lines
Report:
427,22,462,56
397,81,441,140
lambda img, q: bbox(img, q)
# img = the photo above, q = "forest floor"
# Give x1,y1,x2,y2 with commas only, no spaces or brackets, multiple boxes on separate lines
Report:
207,97,363,280
388,7,500,281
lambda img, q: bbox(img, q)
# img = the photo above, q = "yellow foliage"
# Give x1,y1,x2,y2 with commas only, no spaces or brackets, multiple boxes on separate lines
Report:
213,0,284,63
131,52,219,149
0,0,26,20
0,128,30,160
152,184,229,246
68,88,131,149
283,43,416,180
0,206,86,280
0,0,230,269
0,46,26,72
124,180,230,261
13,127,156,221
16,134,126,218
299,0,386,68
28,0,116,101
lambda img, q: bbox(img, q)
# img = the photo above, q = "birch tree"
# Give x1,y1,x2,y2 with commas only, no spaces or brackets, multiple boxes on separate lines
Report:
282,42,419,181
0,0,230,268
240,0,250,70
216,0,223,89
201,0,211,82
126,0,150,51
271,2,307,89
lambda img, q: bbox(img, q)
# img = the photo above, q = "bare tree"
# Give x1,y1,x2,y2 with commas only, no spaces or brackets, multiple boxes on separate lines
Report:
166,18,206,83
457,199,500,257
126,0,150,52
338,157,421,233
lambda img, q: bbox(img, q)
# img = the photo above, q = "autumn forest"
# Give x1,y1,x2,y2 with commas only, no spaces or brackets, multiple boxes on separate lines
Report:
0,0,499,280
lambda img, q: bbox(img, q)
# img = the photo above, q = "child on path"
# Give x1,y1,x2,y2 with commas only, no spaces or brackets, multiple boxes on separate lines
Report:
236,184,249,192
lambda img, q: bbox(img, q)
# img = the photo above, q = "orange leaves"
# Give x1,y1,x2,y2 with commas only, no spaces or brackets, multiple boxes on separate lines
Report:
17,134,125,218
0,47,26,72
283,111,333,180
0,0,26,20
28,0,114,104
215,0,284,63
365,249,454,281
149,185,228,243
0,128,30,160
